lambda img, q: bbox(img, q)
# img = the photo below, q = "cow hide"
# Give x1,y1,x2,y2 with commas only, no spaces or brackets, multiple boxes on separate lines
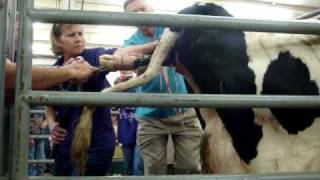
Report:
100,3,320,174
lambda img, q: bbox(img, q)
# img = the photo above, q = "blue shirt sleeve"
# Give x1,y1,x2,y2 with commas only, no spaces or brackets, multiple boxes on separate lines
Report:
95,47,118,77
95,48,117,66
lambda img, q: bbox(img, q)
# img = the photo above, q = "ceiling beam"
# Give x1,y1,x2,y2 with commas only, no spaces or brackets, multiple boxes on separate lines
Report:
255,0,319,9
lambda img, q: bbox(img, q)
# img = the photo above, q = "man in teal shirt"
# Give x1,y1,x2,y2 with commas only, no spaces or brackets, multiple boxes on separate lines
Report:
122,0,203,175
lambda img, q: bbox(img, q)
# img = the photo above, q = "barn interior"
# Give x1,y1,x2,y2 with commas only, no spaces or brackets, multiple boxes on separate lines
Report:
1,0,320,179
31,0,320,83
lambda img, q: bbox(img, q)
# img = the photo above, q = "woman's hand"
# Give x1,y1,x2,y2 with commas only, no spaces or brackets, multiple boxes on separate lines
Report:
49,121,67,144
64,57,99,83
29,138,35,148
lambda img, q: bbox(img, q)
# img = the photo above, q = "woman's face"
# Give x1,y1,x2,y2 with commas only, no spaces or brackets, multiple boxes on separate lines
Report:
57,24,85,58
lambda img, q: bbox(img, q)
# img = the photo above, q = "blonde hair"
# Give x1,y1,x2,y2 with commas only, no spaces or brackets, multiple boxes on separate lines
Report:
50,23,64,56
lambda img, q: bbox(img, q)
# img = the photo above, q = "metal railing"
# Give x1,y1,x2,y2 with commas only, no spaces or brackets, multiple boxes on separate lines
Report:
25,91,320,108
0,0,7,177
10,0,320,179
0,0,15,178
296,8,320,20
29,8,320,34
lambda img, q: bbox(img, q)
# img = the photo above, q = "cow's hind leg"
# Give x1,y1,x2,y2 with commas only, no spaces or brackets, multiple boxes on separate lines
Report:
199,108,223,173
199,108,249,173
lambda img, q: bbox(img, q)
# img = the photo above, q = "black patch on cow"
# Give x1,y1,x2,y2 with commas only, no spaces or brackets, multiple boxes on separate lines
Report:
262,51,320,134
171,3,233,32
172,3,263,164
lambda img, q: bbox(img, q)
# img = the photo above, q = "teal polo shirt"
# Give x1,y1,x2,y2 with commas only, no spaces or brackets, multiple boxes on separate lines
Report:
124,27,188,119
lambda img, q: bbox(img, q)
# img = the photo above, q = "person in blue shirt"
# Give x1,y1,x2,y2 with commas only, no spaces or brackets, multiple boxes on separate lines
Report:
115,72,144,176
46,23,116,176
122,0,203,175
46,23,144,176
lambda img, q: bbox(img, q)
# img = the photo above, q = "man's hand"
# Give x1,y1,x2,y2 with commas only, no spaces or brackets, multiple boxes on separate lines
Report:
64,58,98,83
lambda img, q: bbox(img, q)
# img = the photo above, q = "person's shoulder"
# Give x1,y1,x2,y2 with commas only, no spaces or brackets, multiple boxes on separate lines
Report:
126,30,145,41
53,56,64,66
83,47,104,54
130,30,143,37
123,30,147,47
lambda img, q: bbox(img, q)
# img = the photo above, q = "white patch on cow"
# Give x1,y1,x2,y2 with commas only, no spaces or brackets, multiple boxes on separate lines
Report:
243,32,320,173
250,110,320,172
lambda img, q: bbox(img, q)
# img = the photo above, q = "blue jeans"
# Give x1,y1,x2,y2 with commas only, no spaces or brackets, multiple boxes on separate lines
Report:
122,144,144,176
28,139,46,176
133,145,144,176
121,144,135,175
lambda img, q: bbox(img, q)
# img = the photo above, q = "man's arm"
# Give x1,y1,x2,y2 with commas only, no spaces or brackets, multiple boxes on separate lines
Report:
99,42,156,71
118,41,157,56
5,59,98,92
99,53,150,71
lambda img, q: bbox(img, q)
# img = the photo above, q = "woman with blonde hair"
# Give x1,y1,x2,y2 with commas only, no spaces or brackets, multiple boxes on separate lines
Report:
46,23,117,176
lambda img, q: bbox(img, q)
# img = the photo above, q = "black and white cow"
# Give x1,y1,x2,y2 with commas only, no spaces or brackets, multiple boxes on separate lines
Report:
102,3,320,174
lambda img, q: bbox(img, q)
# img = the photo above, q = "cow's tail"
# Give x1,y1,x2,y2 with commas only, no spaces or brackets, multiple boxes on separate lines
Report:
71,106,96,176
200,131,211,173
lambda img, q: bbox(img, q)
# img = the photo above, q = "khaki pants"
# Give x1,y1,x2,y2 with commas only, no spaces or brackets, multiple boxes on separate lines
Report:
137,109,203,175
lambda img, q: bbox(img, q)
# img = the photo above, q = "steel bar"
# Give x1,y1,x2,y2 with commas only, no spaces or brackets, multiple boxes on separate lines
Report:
296,8,320,20
0,1,4,10
27,172,320,180
30,109,44,114
6,0,16,61
28,158,124,164
0,0,9,175
11,0,33,179
1,0,16,175
28,159,54,164
28,9,320,34
29,135,49,139
24,91,320,108
28,158,125,165
0,1,6,176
